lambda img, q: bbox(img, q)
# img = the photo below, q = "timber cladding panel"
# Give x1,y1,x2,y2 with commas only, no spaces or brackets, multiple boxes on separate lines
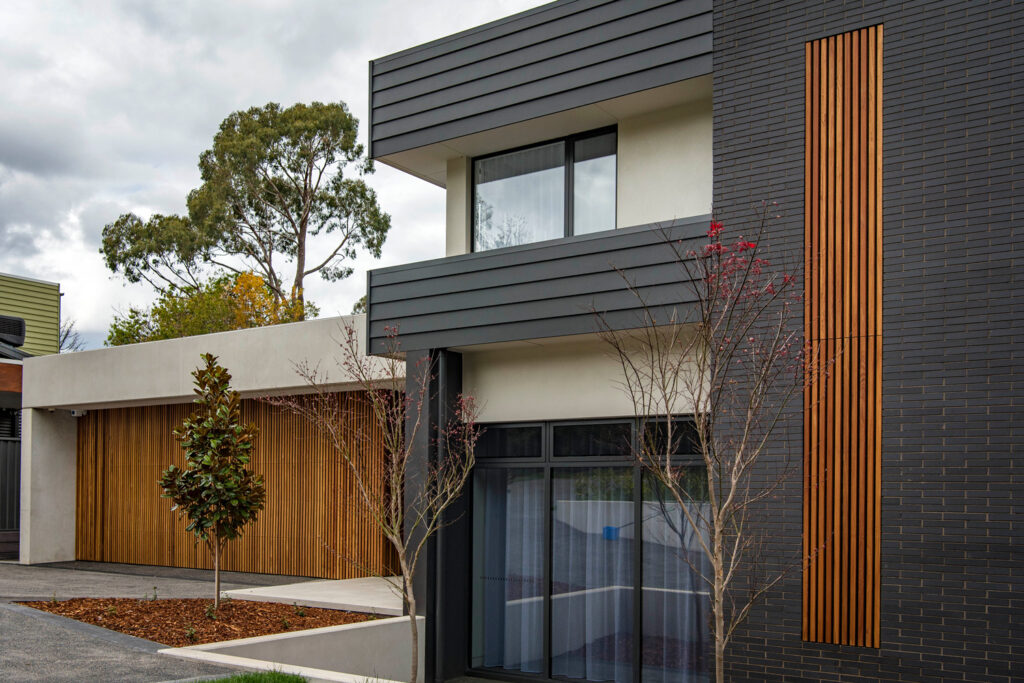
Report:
802,26,882,648
76,394,397,579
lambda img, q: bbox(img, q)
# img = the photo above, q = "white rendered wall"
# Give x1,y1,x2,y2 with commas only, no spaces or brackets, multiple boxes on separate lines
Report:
20,408,77,564
616,99,713,228
462,334,697,423
445,157,471,256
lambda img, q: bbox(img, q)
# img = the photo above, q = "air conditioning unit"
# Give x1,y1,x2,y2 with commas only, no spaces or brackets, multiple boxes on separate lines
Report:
0,315,26,347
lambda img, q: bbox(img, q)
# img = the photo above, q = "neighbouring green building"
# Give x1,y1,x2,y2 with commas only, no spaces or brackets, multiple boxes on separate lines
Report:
0,271,60,559
0,272,61,357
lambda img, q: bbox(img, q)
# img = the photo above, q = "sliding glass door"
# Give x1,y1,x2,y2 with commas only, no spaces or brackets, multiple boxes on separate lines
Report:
551,467,634,682
471,467,545,673
470,420,710,683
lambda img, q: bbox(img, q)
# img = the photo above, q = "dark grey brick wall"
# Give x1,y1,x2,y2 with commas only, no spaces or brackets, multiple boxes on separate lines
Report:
713,1,1022,680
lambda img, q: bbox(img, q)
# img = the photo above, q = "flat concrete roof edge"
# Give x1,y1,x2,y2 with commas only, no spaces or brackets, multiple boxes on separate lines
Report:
21,315,404,410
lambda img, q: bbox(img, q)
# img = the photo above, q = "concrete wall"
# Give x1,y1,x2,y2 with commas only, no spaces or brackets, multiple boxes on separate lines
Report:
616,99,713,229
19,408,76,564
175,616,425,682
22,315,385,410
462,334,697,423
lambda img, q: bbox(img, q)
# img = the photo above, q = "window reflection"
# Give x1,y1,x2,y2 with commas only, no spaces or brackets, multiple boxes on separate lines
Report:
470,422,710,682
552,467,633,683
642,472,711,682
472,130,617,251
471,468,545,673
474,142,565,251
573,132,617,235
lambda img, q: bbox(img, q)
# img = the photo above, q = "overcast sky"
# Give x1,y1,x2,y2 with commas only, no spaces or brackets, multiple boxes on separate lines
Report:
0,0,548,349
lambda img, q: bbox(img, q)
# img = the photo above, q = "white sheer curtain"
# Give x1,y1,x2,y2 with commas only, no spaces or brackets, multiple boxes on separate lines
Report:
473,141,564,251
474,469,544,673
473,463,710,681
551,467,634,683
642,494,711,682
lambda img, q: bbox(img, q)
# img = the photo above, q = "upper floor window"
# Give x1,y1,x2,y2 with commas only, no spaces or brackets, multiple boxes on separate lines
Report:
472,128,616,252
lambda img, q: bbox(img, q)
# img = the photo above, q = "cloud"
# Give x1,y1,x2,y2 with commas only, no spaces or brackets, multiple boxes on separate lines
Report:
0,0,548,346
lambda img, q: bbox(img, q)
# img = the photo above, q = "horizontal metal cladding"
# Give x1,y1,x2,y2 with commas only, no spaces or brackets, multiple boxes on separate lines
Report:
367,215,710,354
369,0,712,158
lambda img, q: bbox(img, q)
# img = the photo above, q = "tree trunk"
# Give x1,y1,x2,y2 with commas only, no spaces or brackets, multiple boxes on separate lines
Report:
715,604,725,683
213,539,221,610
408,590,419,683
713,524,725,683
293,222,307,319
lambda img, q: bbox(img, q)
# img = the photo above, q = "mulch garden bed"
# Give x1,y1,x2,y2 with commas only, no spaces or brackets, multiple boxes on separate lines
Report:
19,597,376,648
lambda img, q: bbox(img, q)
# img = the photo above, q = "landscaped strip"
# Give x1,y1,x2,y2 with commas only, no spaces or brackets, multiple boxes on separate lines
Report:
18,598,375,647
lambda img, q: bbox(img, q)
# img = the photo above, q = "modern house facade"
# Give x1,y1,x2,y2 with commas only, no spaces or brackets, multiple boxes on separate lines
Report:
365,1,1020,682
19,315,398,579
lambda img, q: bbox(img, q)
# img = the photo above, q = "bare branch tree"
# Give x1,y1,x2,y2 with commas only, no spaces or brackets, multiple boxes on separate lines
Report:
598,206,823,683
268,322,479,683
59,317,85,352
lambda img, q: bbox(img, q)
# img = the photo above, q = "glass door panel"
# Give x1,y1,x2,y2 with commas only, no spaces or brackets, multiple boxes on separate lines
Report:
471,468,545,673
551,467,634,683
641,473,711,682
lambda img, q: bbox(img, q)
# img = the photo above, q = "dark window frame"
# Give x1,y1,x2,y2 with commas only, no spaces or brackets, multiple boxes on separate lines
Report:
474,422,546,462
470,126,618,253
468,415,706,682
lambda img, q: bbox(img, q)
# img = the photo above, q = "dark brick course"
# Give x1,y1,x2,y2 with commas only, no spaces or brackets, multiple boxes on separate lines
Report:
713,1,1022,680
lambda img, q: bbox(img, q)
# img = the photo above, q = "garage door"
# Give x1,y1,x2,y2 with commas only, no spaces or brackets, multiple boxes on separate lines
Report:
75,393,397,579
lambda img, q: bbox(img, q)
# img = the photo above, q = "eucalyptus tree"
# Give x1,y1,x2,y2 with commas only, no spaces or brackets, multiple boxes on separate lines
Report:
101,101,390,315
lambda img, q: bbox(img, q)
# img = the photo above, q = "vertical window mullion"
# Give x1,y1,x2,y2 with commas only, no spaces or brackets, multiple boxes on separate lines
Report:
633,468,643,683
469,157,476,253
542,424,553,678
633,429,643,683
565,138,574,238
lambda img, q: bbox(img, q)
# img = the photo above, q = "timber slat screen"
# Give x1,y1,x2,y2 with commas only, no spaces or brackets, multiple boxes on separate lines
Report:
803,25,882,647
76,394,397,579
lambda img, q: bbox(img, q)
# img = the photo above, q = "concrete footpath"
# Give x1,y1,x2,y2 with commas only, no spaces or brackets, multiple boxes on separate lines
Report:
0,560,315,682
0,560,309,601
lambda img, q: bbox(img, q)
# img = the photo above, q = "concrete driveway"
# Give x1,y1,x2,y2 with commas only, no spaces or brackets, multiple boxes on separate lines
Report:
0,560,315,682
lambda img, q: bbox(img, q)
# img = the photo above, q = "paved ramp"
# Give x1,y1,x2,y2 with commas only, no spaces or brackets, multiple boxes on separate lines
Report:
223,576,403,616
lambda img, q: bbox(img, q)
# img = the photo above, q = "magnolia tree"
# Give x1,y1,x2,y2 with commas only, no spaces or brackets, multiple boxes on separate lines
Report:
160,353,267,608
599,207,815,683
269,323,479,683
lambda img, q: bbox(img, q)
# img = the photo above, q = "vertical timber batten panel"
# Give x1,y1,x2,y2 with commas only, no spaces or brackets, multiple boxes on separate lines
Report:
803,25,882,648
76,394,396,579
